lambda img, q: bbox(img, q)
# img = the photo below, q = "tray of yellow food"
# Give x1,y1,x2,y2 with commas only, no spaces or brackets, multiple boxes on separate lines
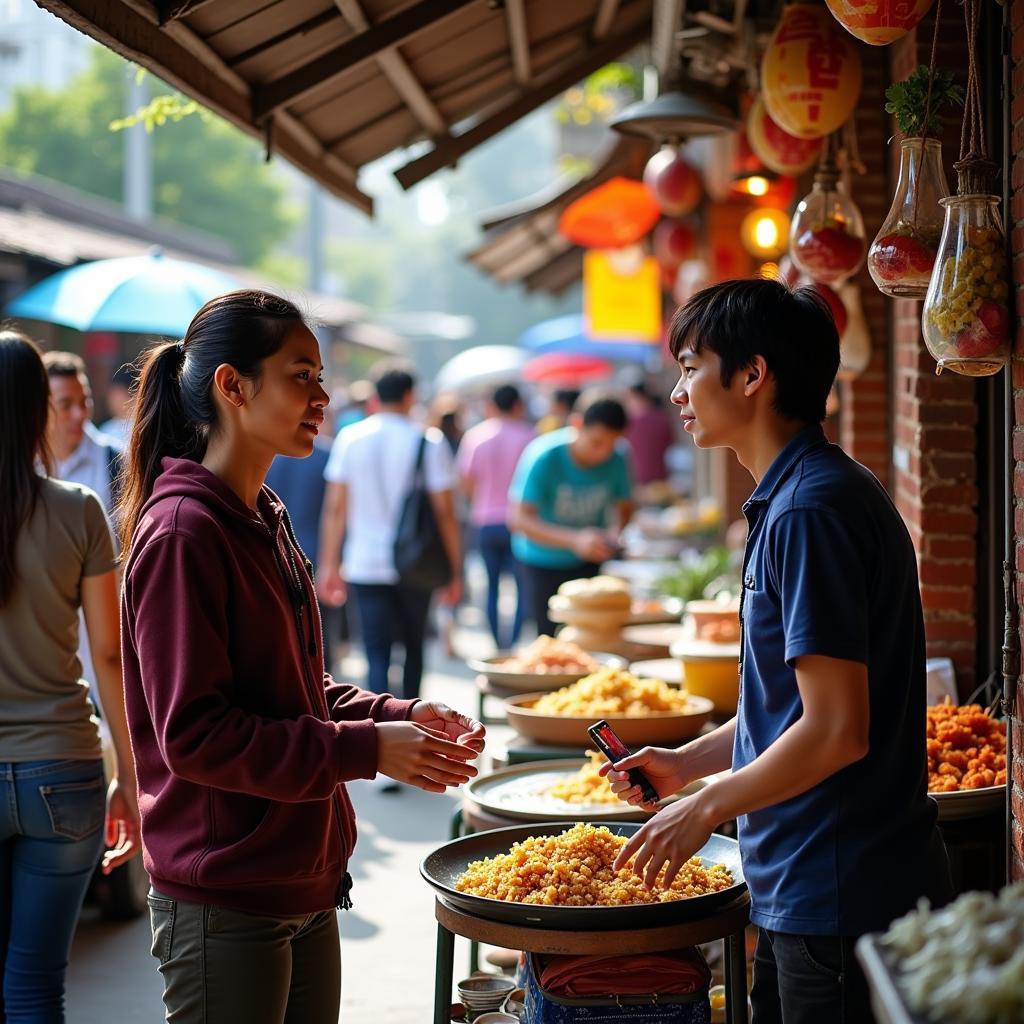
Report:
465,755,705,823
503,667,714,746
926,701,1006,821
467,635,624,693
420,822,744,928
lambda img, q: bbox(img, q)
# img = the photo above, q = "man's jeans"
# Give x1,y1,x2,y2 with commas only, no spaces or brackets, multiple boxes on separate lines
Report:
476,524,524,650
148,888,340,1023
0,759,106,1023
350,583,432,699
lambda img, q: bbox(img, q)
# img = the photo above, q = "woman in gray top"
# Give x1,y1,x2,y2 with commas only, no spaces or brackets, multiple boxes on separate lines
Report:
0,330,139,1022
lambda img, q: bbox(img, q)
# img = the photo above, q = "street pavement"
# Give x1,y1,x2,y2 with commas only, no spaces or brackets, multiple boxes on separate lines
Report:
67,588,514,1023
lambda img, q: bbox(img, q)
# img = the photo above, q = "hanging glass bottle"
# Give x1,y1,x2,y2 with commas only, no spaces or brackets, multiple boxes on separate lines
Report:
789,145,865,286
868,138,949,298
921,195,1009,376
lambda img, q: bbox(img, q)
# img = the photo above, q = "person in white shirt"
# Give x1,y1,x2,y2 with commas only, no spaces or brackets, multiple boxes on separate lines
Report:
317,367,462,701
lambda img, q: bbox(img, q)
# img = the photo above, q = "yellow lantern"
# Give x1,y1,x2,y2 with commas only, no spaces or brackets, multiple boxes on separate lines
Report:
762,5,862,140
740,208,790,260
747,95,824,176
825,0,933,46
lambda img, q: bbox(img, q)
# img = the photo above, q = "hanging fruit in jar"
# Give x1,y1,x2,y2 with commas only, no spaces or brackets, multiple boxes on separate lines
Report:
762,5,862,140
789,146,866,285
643,147,703,217
868,67,961,298
824,0,934,46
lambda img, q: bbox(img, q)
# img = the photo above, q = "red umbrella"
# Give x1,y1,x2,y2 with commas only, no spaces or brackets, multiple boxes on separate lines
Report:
522,352,613,385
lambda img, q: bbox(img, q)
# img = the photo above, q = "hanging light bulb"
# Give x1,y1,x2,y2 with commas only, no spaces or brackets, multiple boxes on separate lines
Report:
836,282,871,380
740,207,790,260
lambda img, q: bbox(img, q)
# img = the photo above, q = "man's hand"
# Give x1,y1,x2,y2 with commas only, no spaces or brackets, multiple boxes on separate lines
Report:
411,701,485,753
572,528,617,563
440,576,463,608
316,564,347,607
376,720,481,793
598,745,692,805
101,777,141,875
612,791,716,889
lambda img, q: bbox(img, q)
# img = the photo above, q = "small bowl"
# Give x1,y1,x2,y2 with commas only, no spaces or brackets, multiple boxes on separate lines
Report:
472,1015,519,1024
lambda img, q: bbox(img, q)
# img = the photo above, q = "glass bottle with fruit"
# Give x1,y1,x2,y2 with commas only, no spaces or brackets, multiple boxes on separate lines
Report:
789,147,865,286
868,67,961,298
922,197,1009,376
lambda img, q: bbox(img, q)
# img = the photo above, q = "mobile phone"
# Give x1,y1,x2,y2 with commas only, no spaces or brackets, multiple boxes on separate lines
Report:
587,720,660,805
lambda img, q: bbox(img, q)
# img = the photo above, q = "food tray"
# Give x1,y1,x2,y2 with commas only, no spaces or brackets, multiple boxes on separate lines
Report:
466,652,624,693
421,822,746,929
855,934,928,1024
466,759,702,822
930,784,1005,821
503,692,714,746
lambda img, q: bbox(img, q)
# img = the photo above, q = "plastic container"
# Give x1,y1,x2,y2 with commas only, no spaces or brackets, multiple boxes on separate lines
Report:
670,640,740,714
867,138,948,299
921,193,1010,377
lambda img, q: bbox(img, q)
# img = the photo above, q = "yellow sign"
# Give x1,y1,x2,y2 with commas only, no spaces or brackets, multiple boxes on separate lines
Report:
583,250,661,342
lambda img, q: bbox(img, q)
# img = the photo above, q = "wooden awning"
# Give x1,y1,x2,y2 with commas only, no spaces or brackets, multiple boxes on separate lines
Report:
39,0,652,214
465,135,650,295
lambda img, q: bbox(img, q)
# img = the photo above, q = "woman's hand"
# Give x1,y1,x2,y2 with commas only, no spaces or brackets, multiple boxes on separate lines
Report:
410,701,485,753
376,720,481,793
101,777,141,875
597,746,692,806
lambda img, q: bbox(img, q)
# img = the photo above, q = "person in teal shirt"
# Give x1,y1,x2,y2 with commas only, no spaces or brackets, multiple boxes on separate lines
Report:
508,393,633,635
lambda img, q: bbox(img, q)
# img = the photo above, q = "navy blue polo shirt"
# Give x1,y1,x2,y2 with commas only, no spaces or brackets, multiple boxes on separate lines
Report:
734,425,935,936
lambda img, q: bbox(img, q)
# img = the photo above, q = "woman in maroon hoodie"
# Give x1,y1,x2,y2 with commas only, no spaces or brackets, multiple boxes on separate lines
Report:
117,291,484,1023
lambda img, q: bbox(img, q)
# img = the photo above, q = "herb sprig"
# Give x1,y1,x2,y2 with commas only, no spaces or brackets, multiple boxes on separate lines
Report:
885,66,964,139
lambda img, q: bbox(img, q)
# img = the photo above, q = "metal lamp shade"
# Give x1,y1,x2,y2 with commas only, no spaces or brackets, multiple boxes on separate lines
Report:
610,91,738,142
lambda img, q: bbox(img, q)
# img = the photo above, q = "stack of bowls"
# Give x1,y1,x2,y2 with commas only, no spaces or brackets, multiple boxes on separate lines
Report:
456,975,516,1018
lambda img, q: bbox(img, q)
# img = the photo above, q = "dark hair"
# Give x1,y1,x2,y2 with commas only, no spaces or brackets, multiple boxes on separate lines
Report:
579,392,628,432
0,330,53,608
553,388,580,413
375,366,415,404
668,278,840,424
110,364,137,390
42,350,88,380
117,290,306,550
492,384,521,412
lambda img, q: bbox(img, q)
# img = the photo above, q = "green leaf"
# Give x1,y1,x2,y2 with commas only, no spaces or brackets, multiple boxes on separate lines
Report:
884,65,963,138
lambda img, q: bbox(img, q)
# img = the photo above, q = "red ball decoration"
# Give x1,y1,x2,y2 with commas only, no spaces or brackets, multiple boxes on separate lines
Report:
643,147,703,217
801,278,848,336
653,219,698,271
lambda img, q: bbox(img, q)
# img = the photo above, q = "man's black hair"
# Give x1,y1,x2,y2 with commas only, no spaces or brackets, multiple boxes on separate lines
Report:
668,278,840,424
579,392,627,432
492,383,521,412
374,366,415,404
552,388,580,413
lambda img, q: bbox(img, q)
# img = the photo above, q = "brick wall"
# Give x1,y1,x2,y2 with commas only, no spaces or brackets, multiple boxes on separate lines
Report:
886,19,980,693
1009,0,1024,884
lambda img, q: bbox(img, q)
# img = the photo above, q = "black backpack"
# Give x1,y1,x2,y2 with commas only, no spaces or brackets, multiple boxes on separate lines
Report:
392,435,452,592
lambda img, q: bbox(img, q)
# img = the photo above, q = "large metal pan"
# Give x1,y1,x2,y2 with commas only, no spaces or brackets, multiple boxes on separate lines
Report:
420,822,745,929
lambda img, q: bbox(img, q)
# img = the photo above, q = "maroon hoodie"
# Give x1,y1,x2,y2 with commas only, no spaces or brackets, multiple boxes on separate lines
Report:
121,458,416,915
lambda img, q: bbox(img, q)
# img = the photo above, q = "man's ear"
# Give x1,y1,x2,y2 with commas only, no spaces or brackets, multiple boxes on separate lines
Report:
743,355,770,397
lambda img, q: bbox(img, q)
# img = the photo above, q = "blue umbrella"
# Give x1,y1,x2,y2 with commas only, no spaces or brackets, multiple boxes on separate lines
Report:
6,250,240,337
517,314,662,364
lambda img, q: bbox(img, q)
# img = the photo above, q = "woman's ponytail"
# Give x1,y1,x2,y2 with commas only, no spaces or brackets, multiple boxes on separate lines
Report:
117,340,202,551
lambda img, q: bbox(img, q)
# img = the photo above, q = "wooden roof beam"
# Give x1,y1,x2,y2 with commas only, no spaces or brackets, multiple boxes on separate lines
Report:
153,0,218,24
505,0,530,86
593,0,621,39
334,0,448,137
252,0,480,122
393,15,650,191
652,0,685,78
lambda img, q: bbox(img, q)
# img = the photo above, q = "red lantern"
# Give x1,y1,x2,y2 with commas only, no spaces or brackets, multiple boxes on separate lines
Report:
825,0,934,45
643,147,703,217
762,5,862,139
558,177,661,249
653,219,698,271
747,95,824,176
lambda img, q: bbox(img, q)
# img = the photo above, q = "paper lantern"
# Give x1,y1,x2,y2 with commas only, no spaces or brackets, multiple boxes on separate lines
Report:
740,208,790,260
653,219,698,271
762,5,862,140
643,147,703,216
747,95,824,176
558,177,661,249
825,0,933,45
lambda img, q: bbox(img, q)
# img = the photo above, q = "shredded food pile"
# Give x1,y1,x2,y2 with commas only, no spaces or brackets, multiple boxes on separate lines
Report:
455,823,732,907
927,701,1006,792
532,667,691,717
498,635,598,675
545,751,620,805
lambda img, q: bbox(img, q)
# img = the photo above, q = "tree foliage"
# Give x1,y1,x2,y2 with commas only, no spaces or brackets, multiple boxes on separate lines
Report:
0,47,294,265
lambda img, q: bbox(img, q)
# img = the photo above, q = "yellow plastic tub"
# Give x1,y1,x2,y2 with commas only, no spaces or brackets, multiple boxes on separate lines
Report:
670,639,740,714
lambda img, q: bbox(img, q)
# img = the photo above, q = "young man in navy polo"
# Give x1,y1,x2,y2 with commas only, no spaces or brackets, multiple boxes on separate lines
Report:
603,278,942,1022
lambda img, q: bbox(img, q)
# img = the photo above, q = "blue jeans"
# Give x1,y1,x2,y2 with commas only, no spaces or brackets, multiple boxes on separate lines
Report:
476,524,524,650
0,759,106,1024
350,583,432,700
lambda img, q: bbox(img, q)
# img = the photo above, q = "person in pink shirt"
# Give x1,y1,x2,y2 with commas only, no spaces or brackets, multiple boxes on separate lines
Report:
458,384,535,649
